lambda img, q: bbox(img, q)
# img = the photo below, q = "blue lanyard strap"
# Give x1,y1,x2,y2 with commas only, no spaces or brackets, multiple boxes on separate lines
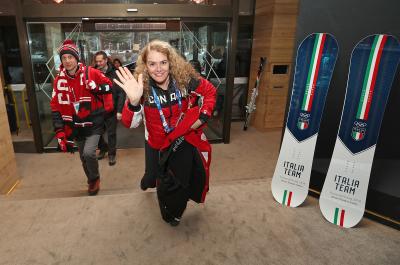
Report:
151,84,182,134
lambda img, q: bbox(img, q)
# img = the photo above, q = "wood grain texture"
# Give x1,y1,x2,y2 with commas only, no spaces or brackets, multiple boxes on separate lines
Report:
249,0,299,129
0,58,20,194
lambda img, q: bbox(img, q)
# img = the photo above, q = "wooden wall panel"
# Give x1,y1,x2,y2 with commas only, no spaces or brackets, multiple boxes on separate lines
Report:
0,58,20,194
249,0,299,130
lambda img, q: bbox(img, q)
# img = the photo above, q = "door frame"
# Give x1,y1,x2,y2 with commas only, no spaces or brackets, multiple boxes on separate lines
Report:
16,0,239,152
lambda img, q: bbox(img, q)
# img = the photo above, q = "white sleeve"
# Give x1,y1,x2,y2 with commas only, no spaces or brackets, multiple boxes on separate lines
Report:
130,104,143,128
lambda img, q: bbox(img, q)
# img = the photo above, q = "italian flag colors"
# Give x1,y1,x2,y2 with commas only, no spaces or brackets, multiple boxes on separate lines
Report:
356,35,388,120
352,35,388,140
297,121,309,130
282,190,293,206
352,131,365,141
301,33,327,112
334,207,346,227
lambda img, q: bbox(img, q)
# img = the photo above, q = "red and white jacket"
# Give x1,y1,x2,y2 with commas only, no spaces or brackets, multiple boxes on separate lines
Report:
121,77,216,150
50,63,113,139
121,77,216,202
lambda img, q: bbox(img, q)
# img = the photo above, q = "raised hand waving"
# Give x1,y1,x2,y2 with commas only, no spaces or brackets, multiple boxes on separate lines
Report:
114,67,143,106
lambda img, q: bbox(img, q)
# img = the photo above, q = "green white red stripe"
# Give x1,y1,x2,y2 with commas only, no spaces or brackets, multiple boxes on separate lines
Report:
297,121,308,130
282,190,293,206
356,34,388,120
352,131,364,141
334,207,345,227
301,33,327,112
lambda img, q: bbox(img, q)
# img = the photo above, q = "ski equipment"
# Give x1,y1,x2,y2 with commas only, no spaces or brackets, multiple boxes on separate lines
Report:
243,57,267,130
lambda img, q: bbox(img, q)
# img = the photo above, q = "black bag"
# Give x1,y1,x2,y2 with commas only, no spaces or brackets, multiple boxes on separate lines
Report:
4,88,18,133
157,137,186,196
6,103,17,133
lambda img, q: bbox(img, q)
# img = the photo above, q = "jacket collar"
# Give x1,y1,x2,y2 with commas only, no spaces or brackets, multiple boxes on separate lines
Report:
95,62,115,74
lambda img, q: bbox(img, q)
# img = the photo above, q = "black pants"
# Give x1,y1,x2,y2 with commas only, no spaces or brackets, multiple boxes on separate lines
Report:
98,113,117,156
144,140,195,222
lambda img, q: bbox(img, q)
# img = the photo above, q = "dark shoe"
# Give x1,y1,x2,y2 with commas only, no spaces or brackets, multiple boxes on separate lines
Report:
169,217,181,227
160,205,181,226
140,178,148,191
140,176,156,191
108,155,116,166
88,178,100,196
97,150,107,160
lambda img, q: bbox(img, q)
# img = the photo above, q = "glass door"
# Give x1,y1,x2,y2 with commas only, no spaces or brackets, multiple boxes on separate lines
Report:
27,22,82,149
180,21,229,140
27,19,230,150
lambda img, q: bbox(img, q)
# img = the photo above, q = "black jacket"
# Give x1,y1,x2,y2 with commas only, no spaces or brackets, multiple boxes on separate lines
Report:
95,62,126,113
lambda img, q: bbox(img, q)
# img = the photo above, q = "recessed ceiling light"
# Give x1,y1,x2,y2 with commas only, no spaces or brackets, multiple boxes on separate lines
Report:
53,0,64,3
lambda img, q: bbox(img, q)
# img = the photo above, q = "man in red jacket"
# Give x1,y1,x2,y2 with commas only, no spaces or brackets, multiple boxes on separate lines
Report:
50,39,112,195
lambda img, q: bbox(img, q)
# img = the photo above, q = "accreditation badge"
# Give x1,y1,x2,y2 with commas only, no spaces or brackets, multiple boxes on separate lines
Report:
73,102,80,114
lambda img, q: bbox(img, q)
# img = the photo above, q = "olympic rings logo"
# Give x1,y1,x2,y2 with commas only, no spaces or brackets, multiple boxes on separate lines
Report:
299,112,310,118
353,121,367,127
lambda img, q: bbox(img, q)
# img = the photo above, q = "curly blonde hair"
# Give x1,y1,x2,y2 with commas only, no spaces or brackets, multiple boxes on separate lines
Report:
134,39,200,99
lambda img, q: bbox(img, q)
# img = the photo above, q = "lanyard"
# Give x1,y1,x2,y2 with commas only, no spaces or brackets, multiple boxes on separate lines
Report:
72,88,79,114
65,75,79,113
151,83,182,134
70,86,77,103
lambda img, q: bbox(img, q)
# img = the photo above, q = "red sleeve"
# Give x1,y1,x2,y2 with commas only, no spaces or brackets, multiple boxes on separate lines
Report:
50,77,65,131
50,77,60,112
86,67,113,94
194,78,217,119
91,67,113,86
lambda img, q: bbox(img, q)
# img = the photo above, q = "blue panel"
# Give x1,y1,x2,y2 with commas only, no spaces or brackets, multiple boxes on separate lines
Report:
287,33,338,142
338,35,400,154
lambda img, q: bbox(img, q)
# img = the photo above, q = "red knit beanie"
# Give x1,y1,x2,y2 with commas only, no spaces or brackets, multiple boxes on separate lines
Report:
58,39,80,62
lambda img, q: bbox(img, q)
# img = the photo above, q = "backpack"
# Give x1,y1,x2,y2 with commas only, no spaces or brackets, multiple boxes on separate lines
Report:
86,66,114,113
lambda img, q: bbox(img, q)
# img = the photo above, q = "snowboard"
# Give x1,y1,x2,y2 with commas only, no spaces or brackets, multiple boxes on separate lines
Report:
271,33,338,207
319,34,400,228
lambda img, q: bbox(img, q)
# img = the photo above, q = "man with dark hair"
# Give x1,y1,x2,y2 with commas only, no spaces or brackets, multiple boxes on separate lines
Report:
50,39,113,195
94,51,126,165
